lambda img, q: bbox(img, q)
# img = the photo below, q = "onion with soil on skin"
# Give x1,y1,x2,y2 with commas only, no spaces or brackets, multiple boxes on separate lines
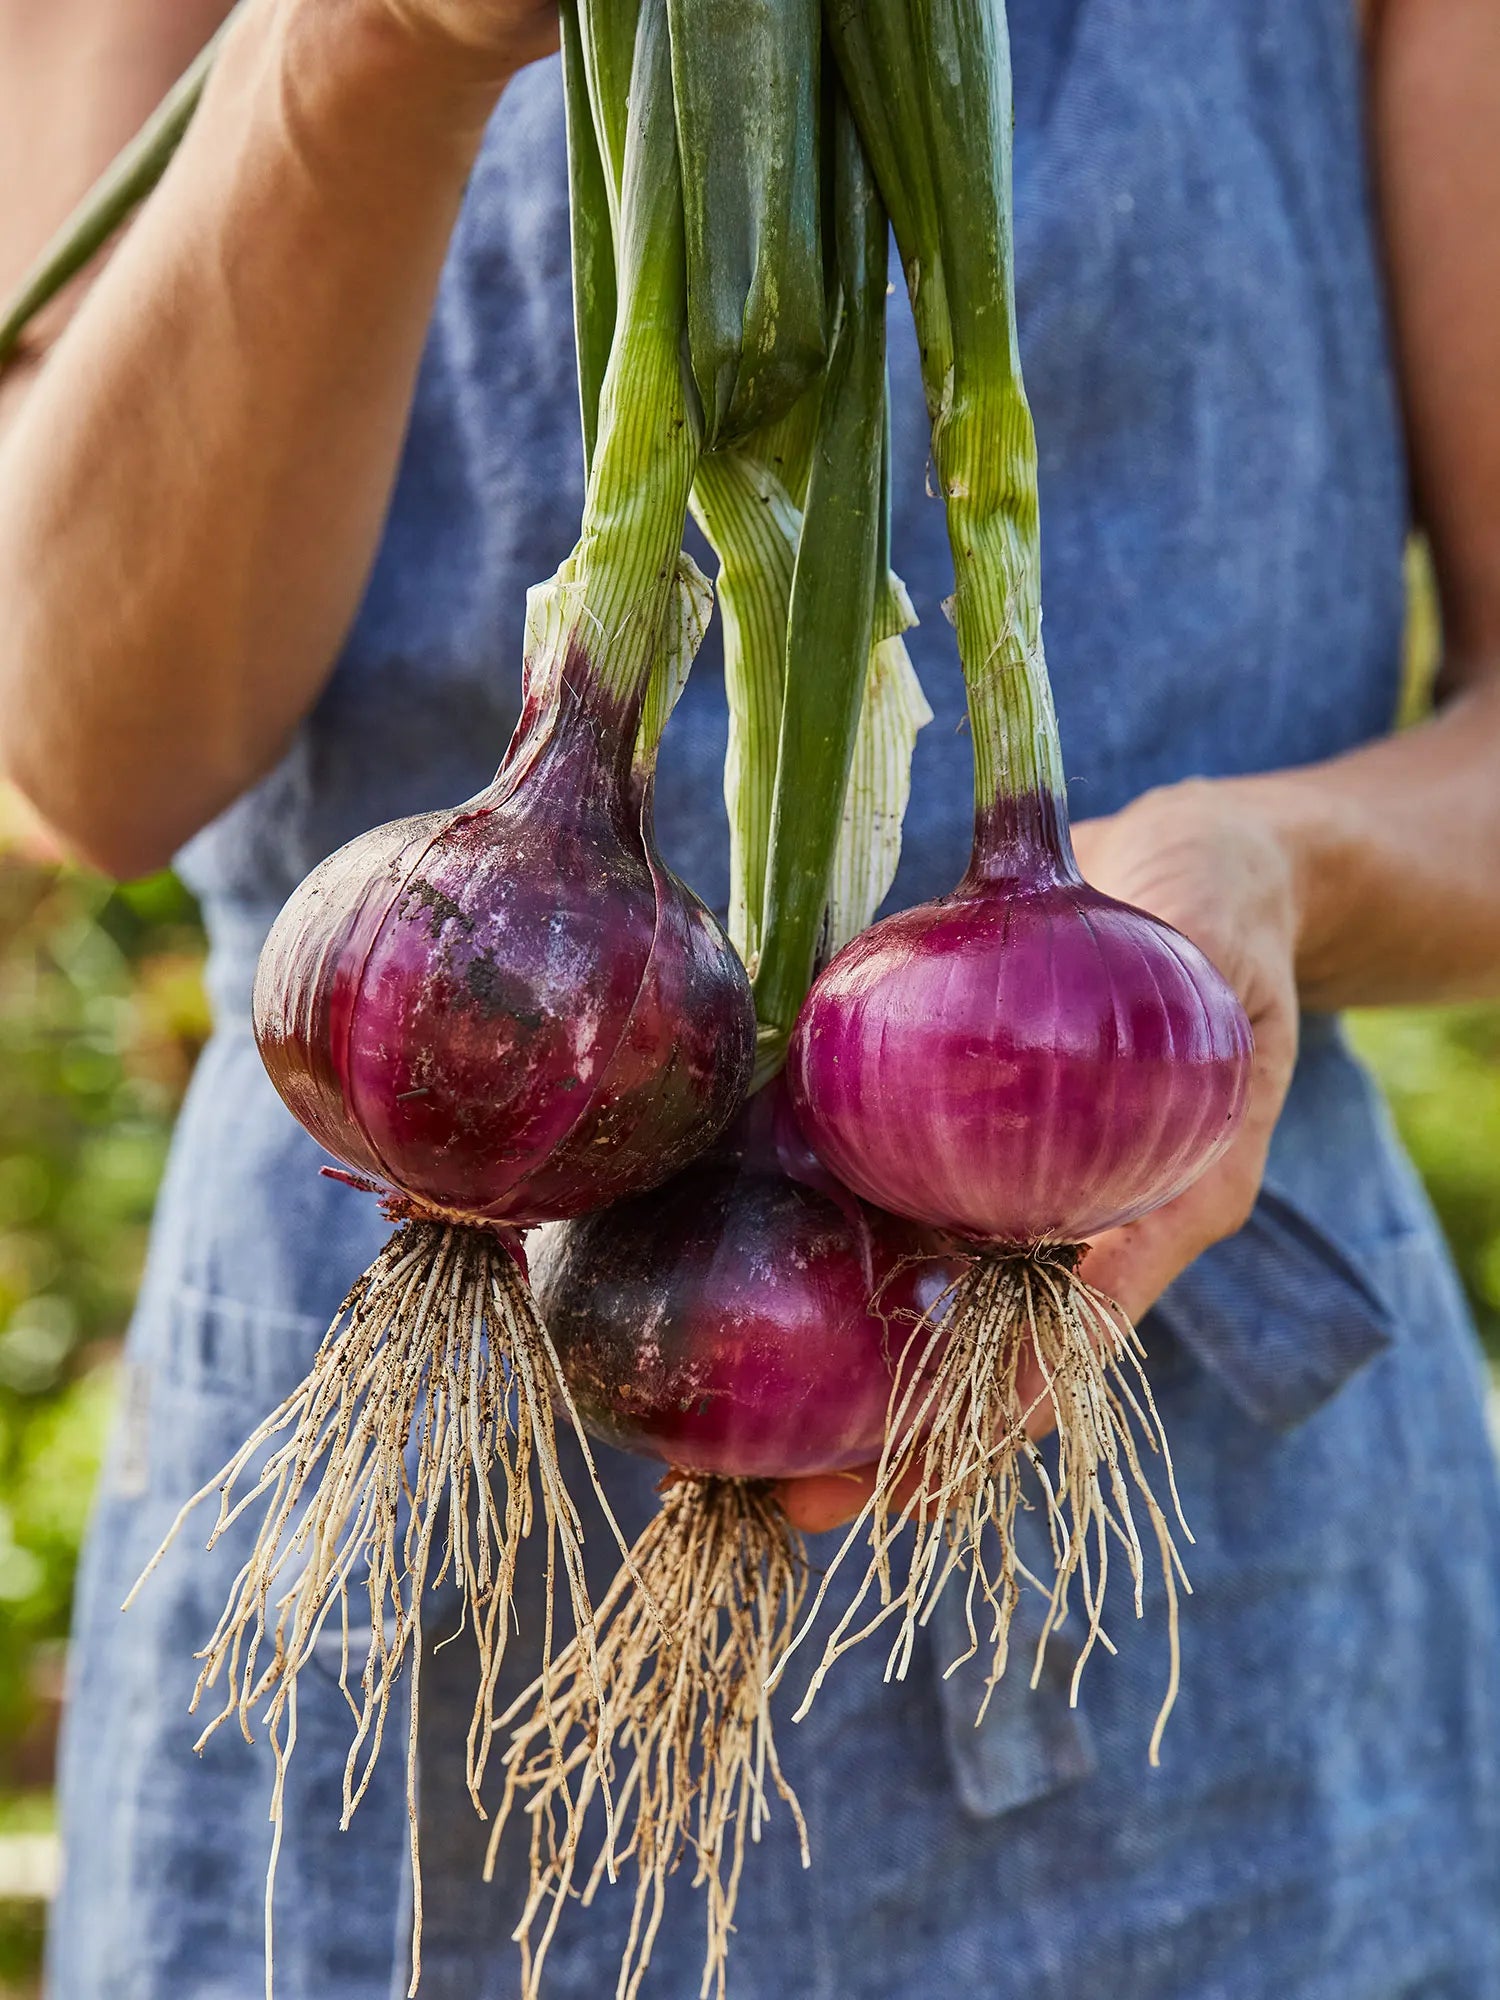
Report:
489,1077,962,2000
125,23,753,1987
128,585,753,1979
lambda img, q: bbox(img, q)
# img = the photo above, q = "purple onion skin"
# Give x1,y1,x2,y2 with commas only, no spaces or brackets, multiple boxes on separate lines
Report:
788,802,1254,1246
530,1084,962,1479
253,672,755,1227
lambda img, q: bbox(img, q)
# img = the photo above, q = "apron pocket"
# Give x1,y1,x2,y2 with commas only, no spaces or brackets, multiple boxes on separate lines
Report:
1149,1184,1399,1434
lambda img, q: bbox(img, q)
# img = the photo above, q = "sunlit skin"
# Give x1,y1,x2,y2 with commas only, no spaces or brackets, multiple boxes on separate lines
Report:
3,0,1500,1536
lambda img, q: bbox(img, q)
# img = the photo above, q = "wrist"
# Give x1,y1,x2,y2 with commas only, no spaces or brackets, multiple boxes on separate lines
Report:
1215,770,1349,1004
237,0,519,181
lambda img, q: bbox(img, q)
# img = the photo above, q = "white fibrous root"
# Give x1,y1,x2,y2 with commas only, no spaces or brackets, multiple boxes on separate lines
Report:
489,1473,808,2000
789,1246,1191,1759
128,1218,626,1996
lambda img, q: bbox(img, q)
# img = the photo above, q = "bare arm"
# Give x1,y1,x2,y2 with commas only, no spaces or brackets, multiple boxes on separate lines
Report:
1058,0,1500,1290
0,0,233,412
1221,0,1500,1011
1033,0,1500,1317
0,0,555,878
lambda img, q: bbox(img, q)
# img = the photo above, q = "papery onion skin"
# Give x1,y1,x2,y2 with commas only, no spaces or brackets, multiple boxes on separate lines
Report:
254,674,756,1227
788,797,1254,1246
529,1086,961,1479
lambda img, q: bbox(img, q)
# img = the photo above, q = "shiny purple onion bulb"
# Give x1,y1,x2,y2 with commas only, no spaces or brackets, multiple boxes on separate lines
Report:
530,1079,962,1480
162,652,755,1942
781,803,1253,1745
254,671,755,1227
789,812,1253,1250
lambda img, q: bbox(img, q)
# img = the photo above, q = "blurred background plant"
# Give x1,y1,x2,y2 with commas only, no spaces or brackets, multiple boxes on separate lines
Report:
1342,545,1500,1354
0,789,209,1994
0,547,1492,1994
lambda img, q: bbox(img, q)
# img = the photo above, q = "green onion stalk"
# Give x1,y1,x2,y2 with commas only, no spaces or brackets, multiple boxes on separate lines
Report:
669,0,827,447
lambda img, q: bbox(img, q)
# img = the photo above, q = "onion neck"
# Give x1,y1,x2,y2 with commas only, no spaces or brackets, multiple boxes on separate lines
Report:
942,405,1073,883
831,0,1074,886
552,0,699,731
941,404,1067,857
500,650,643,829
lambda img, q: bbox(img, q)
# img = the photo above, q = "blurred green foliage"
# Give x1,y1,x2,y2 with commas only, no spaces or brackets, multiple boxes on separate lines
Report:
0,815,208,1794
1350,1006,1500,1350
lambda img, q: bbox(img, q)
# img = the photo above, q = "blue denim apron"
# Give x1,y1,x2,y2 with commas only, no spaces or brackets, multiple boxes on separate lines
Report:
48,4,1500,1996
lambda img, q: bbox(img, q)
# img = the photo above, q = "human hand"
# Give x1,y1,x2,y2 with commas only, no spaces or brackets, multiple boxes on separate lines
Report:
777,776,1302,1534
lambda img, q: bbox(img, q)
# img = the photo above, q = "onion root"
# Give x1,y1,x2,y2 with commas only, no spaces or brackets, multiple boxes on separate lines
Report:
127,1218,624,1995
488,1474,808,2000
790,1247,1192,1758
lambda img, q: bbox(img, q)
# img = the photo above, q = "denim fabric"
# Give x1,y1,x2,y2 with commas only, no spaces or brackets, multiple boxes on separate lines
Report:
48,3,1500,1996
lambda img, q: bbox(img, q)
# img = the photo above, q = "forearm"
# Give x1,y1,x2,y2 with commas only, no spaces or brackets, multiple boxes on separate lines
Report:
0,1,515,876
0,0,234,422
1232,679,1500,1010
1230,0,1500,1017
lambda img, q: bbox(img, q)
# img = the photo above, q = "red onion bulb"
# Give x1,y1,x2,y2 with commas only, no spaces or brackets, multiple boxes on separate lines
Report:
255,669,754,1227
529,1078,959,1477
771,0,1263,1758
784,801,1250,1753
497,1078,963,1999
788,802,1252,1247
